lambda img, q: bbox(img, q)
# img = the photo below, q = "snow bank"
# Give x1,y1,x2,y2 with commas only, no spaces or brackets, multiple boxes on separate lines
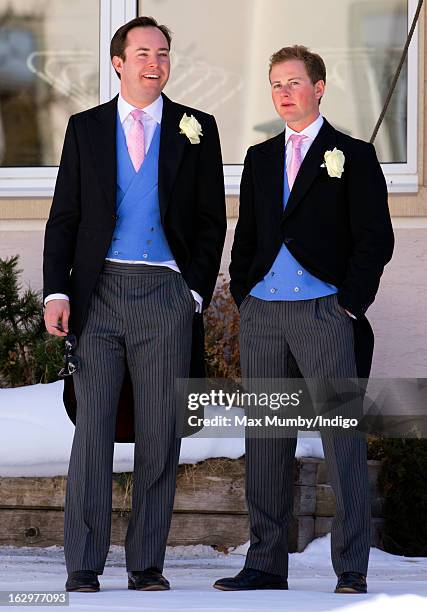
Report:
0,382,324,476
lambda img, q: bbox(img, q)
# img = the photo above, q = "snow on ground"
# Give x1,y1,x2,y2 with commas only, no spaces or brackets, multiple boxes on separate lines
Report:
0,382,324,476
0,535,426,611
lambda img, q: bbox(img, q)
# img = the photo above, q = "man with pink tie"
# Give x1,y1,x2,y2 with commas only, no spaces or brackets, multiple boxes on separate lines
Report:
43,16,226,592
214,45,393,594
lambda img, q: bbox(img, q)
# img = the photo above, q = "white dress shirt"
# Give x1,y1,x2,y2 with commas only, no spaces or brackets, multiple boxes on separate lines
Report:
285,113,324,168
45,94,202,312
118,93,163,155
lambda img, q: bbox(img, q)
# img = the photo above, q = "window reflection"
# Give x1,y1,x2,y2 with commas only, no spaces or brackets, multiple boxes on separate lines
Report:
0,0,99,167
140,0,408,164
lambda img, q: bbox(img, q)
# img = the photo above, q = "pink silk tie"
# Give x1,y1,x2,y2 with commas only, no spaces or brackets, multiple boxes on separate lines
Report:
287,133,307,190
127,109,145,171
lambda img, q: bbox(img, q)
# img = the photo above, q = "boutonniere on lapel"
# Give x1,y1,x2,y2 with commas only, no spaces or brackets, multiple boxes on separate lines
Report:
320,148,345,178
179,113,203,144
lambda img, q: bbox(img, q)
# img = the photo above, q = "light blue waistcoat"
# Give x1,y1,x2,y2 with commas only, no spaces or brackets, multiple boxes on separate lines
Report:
250,148,337,301
106,115,174,262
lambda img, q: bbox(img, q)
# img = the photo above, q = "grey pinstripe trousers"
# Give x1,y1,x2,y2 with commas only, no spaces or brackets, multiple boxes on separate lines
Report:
64,262,194,574
239,295,371,577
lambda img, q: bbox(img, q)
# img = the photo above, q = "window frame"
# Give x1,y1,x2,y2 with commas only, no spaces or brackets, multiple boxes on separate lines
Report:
0,0,137,197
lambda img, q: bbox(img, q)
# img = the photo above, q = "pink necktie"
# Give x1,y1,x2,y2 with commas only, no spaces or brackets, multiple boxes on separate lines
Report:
127,109,145,171
287,133,307,190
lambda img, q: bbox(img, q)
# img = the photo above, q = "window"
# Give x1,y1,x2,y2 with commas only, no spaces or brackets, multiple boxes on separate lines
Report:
140,0,419,193
0,0,419,196
0,0,137,196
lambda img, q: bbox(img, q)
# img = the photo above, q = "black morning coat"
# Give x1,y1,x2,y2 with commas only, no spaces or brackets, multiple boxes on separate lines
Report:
229,118,394,379
43,94,227,441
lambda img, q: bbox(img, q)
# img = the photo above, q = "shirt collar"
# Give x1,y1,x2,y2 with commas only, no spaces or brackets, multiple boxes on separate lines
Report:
285,114,324,144
118,94,163,125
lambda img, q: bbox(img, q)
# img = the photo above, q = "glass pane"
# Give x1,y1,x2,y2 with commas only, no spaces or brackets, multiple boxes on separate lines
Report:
140,0,407,164
0,0,100,167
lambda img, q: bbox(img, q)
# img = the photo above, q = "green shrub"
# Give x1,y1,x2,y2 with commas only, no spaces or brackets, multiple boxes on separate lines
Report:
0,255,63,387
368,437,427,556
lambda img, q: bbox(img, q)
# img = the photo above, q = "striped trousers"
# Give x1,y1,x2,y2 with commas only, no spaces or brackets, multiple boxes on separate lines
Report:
240,294,371,578
64,262,194,574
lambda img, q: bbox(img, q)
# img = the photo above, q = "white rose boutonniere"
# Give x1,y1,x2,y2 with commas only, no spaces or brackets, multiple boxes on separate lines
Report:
321,147,345,178
179,113,203,144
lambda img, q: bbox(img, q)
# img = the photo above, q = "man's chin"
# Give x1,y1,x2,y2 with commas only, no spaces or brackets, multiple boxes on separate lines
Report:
280,112,297,123
138,85,163,100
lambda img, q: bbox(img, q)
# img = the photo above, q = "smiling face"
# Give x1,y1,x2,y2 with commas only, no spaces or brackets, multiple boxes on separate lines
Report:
112,26,170,107
270,59,325,131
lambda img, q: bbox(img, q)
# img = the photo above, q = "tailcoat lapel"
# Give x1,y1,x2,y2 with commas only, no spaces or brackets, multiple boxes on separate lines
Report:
283,118,337,221
255,130,286,222
87,96,118,214
158,93,187,222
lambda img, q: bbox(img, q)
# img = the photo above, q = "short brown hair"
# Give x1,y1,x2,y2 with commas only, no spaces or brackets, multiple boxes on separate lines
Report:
110,16,172,78
269,45,326,86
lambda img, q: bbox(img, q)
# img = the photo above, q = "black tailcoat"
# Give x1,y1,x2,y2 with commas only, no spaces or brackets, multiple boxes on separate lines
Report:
229,118,394,377
44,94,226,441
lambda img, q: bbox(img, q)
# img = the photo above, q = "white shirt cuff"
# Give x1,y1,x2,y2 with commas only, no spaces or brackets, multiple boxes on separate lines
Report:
190,290,203,313
44,293,69,307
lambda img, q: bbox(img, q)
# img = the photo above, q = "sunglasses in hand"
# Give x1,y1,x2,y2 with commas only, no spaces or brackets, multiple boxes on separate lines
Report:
58,334,81,377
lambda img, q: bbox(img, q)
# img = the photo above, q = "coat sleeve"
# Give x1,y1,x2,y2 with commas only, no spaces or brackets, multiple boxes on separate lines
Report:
337,142,394,318
43,116,81,301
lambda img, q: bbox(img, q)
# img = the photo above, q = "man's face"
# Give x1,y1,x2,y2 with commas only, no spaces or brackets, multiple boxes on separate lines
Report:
270,59,324,131
112,26,170,106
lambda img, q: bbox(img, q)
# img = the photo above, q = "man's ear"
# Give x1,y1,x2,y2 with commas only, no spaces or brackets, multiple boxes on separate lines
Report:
315,80,325,101
112,55,123,75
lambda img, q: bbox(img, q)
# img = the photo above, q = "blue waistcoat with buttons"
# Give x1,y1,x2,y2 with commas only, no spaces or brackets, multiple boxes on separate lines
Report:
106,115,174,262
250,145,337,301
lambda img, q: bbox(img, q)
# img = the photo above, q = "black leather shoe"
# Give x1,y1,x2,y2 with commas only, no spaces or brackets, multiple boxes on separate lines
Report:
65,570,100,592
128,568,170,591
335,572,367,593
213,568,288,591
